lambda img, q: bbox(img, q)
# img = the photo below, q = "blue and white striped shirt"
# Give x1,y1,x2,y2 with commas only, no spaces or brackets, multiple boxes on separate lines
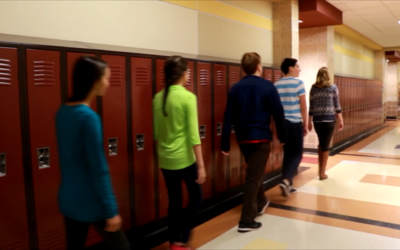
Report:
274,77,306,123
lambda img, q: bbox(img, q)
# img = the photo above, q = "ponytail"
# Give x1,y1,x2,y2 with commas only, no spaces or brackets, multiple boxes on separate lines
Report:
162,56,188,116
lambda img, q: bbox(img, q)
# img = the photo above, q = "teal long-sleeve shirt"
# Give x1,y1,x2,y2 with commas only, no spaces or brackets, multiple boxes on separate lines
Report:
56,104,118,222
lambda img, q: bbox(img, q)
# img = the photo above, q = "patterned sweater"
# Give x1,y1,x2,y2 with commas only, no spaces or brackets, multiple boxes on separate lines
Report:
309,84,341,122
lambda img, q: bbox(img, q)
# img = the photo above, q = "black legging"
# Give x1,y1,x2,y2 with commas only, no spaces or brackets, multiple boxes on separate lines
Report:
314,122,335,151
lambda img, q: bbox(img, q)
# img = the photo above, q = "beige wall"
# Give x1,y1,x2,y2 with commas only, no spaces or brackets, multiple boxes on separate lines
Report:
385,62,399,118
0,0,274,63
334,32,375,79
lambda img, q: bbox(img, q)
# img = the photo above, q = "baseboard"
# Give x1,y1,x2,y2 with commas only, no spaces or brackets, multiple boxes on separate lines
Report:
329,124,386,156
303,148,317,154
88,171,282,250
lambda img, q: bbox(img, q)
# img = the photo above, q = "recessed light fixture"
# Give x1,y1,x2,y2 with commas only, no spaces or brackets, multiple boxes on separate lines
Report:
387,59,390,62
398,20,400,24
299,20,303,23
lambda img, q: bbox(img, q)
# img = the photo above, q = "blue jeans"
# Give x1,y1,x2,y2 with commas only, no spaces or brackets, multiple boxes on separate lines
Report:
282,120,304,185
162,163,202,244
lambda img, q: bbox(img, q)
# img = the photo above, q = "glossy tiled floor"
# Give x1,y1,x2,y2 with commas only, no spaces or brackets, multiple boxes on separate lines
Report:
154,121,400,250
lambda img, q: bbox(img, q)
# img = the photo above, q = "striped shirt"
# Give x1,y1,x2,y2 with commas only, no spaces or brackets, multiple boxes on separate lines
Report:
275,77,306,123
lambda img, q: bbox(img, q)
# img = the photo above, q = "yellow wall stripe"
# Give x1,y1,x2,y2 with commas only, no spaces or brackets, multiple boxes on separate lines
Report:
162,0,197,10
162,0,273,32
334,44,375,64
334,25,382,51
198,0,273,31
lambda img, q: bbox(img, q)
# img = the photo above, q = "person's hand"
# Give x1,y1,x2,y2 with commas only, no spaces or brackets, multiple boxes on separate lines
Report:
222,151,229,156
105,215,122,232
196,167,206,184
303,126,308,137
308,122,313,132
338,121,344,131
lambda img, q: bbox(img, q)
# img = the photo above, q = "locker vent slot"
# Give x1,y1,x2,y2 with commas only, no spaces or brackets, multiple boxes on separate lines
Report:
108,138,118,156
200,125,206,139
186,68,192,86
200,69,209,85
230,71,239,85
37,147,50,169
160,65,165,87
0,58,11,85
43,228,64,250
33,61,55,86
110,65,122,86
0,153,5,177
135,67,149,86
216,70,225,85
1,240,22,250
136,134,145,151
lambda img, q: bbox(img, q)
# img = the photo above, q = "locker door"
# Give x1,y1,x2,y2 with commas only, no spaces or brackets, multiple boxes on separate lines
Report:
0,47,29,250
131,57,156,225
213,64,228,194
26,49,64,249
100,55,131,230
196,62,213,199
185,62,194,92
264,68,273,81
156,59,165,93
67,52,96,110
228,65,241,188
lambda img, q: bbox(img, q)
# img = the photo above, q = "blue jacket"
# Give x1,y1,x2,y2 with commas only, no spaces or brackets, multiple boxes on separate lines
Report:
221,75,287,152
56,104,118,222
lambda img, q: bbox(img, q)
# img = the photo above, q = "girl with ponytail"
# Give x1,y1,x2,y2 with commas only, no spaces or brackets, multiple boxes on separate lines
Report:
153,56,205,250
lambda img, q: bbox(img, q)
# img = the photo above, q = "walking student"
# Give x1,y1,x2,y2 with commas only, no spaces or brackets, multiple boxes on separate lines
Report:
221,52,286,233
153,56,205,250
308,67,343,180
275,58,308,197
56,56,130,250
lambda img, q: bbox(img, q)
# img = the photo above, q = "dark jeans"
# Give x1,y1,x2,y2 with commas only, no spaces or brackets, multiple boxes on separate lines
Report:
162,163,202,244
64,217,130,250
314,121,335,151
282,120,304,185
239,142,270,224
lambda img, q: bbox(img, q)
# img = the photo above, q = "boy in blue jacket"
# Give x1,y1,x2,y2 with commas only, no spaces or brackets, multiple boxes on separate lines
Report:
221,52,286,233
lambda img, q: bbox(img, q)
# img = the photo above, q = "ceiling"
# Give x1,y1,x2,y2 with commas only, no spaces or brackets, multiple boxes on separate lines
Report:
326,0,400,48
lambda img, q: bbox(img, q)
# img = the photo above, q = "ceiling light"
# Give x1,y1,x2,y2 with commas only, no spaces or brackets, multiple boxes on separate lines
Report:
299,20,303,23
387,59,390,62
398,21,400,24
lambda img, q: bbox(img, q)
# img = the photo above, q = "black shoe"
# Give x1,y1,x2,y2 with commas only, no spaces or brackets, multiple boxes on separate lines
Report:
289,186,297,194
238,221,262,233
257,198,270,216
279,180,290,197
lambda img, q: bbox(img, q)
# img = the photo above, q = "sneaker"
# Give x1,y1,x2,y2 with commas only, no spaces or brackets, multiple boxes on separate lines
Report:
279,180,290,197
238,221,262,233
258,198,270,216
289,187,297,194
170,244,191,250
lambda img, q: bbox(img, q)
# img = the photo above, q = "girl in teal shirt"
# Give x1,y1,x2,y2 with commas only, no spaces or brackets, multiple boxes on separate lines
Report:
56,56,129,250
153,56,205,250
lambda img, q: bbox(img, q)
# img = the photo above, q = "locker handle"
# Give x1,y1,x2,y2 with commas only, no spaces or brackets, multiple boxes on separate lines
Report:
200,125,206,139
136,134,145,151
216,123,222,136
0,153,5,177
108,138,118,156
37,147,50,169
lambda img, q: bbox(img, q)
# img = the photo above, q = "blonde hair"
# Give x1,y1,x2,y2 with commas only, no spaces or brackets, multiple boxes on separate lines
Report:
314,67,332,88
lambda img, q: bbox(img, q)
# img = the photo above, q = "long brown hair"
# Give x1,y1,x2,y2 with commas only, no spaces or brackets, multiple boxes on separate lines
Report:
314,67,332,88
163,56,188,116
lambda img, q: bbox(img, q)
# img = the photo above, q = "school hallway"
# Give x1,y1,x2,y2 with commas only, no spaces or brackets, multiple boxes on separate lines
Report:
154,120,400,250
